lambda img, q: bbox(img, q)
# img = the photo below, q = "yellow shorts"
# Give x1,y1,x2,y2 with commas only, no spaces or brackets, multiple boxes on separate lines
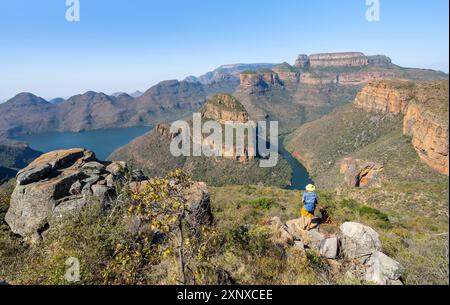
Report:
301,207,315,218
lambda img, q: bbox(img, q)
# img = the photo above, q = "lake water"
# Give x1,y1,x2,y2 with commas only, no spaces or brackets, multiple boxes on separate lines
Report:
15,127,312,190
15,127,152,161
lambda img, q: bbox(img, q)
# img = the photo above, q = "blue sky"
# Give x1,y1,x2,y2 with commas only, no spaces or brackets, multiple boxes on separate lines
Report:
0,0,448,101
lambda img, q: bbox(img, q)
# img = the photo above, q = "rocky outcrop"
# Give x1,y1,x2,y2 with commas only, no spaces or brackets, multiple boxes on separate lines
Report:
355,81,449,175
404,102,449,175
340,222,404,285
340,158,384,187
201,94,249,124
200,94,255,162
5,149,129,243
309,52,369,68
272,63,300,84
156,123,180,140
355,81,413,114
294,54,310,69
367,55,393,67
239,71,282,93
269,218,404,285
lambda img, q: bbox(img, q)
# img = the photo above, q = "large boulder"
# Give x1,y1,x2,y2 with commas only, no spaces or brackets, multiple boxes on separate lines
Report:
364,251,404,285
340,222,381,259
340,222,404,285
5,149,123,242
319,237,339,259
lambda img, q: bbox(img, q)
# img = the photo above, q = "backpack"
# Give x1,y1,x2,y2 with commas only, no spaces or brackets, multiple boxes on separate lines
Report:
303,192,317,212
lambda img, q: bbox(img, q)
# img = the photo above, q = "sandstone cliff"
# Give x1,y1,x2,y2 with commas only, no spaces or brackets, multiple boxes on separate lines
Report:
309,52,369,68
239,70,283,93
355,81,414,114
201,94,249,124
355,81,449,175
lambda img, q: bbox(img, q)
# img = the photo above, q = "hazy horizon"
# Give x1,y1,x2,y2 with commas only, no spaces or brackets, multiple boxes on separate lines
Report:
1,0,449,101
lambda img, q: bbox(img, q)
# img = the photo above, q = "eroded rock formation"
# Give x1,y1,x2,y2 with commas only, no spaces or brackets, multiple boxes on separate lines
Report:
239,71,282,93
404,102,449,175
5,149,128,243
340,158,384,187
355,81,449,175
309,52,369,68
201,94,249,124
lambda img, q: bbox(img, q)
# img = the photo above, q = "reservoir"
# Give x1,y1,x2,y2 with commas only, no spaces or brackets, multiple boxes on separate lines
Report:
15,128,312,190
15,126,152,161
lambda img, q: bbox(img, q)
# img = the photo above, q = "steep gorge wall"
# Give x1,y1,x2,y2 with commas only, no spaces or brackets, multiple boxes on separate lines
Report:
355,81,449,175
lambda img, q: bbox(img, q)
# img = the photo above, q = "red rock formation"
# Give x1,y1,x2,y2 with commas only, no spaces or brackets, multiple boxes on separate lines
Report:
404,103,449,175
355,81,413,114
239,71,282,93
355,81,449,175
340,158,384,187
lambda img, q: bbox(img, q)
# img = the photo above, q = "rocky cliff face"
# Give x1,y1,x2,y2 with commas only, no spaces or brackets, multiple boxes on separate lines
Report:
355,81,414,114
403,98,449,175
355,81,449,175
239,71,283,93
309,52,369,68
340,158,384,187
367,55,393,67
201,94,249,124
272,63,300,85
294,54,310,69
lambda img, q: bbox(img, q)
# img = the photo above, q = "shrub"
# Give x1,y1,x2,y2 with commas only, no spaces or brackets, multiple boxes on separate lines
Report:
248,197,276,210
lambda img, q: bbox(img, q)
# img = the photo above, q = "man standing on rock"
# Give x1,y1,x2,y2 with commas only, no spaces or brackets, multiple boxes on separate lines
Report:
301,184,318,231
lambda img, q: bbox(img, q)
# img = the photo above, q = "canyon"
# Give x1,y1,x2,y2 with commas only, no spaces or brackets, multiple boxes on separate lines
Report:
1,52,447,140
355,81,449,175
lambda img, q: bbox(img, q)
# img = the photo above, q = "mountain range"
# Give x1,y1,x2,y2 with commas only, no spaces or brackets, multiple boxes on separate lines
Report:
1,52,447,139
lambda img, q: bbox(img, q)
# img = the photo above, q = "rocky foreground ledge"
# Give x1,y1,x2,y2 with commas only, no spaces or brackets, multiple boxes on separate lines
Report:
269,218,404,285
5,148,211,244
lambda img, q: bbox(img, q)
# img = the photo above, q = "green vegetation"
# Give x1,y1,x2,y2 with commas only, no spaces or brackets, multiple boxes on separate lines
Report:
248,197,276,210
206,94,247,112
0,172,448,285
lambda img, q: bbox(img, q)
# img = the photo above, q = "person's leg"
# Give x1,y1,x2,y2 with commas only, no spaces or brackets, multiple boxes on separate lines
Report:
306,216,313,231
300,208,307,229
301,216,307,230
